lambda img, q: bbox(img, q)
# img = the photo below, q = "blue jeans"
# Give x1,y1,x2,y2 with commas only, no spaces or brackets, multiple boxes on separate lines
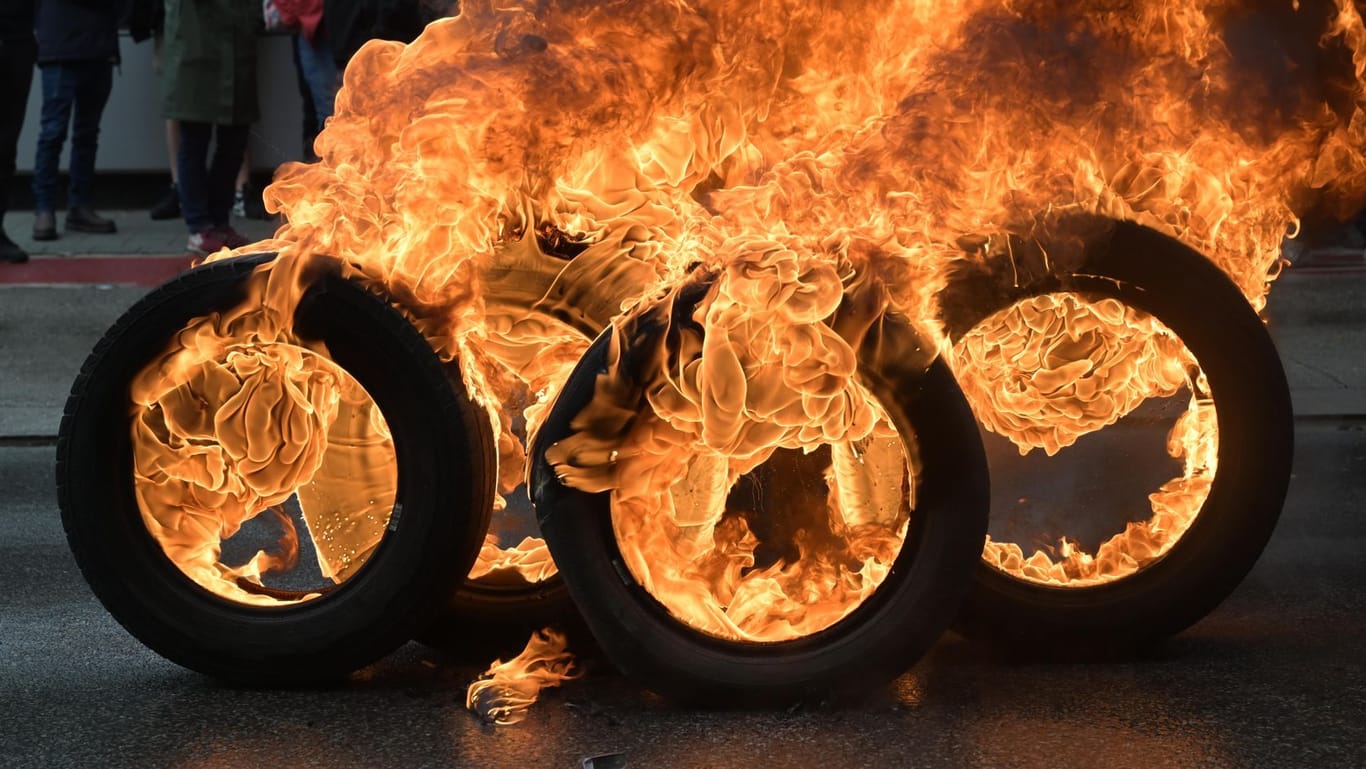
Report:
296,29,339,132
31,62,113,212
176,121,251,233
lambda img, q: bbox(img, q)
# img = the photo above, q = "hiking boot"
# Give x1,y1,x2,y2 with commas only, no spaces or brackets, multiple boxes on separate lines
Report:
0,230,28,263
150,184,181,220
67,207,117,234
32,210,57,241
187,229,227,256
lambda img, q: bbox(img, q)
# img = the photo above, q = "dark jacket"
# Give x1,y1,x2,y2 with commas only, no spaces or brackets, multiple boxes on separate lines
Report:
35,0,121,65
161,0,260,125
324,0,452,68
0,0,35,45
124,0,162,43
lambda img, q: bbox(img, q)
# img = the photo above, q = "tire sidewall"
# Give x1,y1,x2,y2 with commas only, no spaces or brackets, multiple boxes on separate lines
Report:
952,221,1294,649
57,255,495,682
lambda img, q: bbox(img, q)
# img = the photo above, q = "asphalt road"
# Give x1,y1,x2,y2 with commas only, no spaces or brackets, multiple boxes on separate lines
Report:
1,269,1364,769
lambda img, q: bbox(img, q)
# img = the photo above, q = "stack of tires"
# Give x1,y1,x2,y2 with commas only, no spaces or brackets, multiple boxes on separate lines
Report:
58,219,1290,702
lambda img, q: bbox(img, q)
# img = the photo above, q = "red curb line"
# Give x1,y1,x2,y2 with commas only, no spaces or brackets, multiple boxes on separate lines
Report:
0,255,195,287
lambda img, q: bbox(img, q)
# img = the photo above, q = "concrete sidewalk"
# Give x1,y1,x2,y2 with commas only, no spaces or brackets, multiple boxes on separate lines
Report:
4,209,278,259
1,224,1365,436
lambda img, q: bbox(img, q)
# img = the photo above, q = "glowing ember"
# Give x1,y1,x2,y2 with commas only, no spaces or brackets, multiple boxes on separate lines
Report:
466,627,581,725
954,292,1216,586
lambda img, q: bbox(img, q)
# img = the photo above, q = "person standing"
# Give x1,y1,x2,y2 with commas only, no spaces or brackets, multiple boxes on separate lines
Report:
276,0,337,158
127,0,182,221
0,1,37,263
30,0,121,241
162,0,260,254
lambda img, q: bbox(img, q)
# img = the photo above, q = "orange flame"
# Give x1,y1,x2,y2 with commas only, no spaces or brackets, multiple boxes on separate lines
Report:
135,1,1366,631
955,292,1216,585
465,627,581,725
130,270,396,604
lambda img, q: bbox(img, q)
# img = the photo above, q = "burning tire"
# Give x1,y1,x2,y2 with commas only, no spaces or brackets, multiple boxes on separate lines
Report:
57,254,496,683
529,310,990,706
416,237,641,660
418,554,582,660
942,219,1292,653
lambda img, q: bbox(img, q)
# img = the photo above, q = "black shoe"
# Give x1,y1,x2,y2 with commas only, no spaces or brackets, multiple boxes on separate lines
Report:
0,230,28,263
67,207,117,234
150,184,181,220
32,210,57,241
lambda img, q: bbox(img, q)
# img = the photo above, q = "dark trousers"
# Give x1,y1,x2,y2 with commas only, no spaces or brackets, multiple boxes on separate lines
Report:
177,121,250,233
31,61,113,212
0,37,36,222
292,35,319,161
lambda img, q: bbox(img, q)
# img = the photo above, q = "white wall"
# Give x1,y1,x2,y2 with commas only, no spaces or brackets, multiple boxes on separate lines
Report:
15,32,307,174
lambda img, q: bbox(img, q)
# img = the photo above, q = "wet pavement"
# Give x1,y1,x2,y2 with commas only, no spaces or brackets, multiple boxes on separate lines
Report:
1,248,1364,769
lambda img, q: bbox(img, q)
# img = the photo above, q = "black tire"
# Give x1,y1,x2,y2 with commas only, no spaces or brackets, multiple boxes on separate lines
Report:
57,253,496,684
418,568,589,660
529,318,990,706
944,219,1293,653
419,371,597,659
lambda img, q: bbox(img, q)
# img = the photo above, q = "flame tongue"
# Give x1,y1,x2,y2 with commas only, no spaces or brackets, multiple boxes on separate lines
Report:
466,627,581,725
466,534,558,582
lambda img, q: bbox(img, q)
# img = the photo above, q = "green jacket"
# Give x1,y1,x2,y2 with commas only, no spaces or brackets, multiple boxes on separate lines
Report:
161,0,261,125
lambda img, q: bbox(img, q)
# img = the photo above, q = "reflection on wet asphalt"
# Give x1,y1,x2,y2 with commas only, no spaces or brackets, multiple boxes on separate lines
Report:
3,419,1362,769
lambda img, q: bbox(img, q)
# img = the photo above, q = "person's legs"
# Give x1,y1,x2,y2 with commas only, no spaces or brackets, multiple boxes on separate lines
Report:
291,34,318,161
297,28,339,137
164,119,180,184
0,35,36,262
210,123,250,229
150,119,181,219
177,120,213,233
31,64,75,236
66,61,114,232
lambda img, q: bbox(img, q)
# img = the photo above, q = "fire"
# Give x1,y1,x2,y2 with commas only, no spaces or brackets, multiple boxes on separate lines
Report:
465,627,581,725
954,292,1216,586
126,0,1366,660
466,534,558,583
130,271,397,604
543,260,920,641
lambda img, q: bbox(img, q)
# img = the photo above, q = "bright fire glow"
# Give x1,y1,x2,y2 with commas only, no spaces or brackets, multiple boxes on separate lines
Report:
465,627,580,725
127,0,1366,679
954,292,1216,586
130,275,396,605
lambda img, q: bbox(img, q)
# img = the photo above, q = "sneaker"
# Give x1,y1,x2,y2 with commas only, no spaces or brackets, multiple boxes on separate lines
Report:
0,230,28,263
67,207,118,234
232,189,247,219
214,226,253,249
187,229,227,256
150,184,181,220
